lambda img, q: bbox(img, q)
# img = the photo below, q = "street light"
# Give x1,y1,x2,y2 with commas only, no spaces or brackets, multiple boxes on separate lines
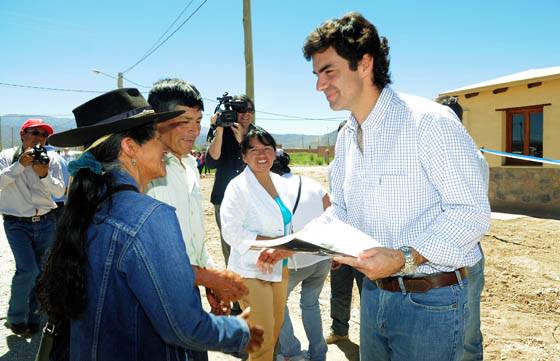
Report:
92,69,123,89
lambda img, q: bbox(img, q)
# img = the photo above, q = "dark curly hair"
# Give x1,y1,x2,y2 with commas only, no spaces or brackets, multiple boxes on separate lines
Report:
303,12,391,90
271,151,291,176
37,123,156,323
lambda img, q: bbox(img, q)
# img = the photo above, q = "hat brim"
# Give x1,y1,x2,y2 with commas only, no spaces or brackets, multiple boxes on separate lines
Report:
22,124,54,136
48,110,183,147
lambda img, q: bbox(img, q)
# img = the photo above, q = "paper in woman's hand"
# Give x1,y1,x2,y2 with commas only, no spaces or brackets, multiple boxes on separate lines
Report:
250,218,381,257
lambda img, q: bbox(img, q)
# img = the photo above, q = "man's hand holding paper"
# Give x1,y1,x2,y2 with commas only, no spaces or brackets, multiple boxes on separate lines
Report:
334,247,405,280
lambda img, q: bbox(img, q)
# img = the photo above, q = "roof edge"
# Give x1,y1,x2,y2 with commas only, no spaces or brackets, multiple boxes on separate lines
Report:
439,72,560,97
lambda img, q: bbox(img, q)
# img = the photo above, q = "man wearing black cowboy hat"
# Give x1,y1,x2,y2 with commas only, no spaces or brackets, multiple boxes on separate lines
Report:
0,118,65,335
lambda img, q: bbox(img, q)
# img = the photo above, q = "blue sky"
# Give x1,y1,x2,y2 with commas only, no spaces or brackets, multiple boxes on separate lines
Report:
1,0,559,135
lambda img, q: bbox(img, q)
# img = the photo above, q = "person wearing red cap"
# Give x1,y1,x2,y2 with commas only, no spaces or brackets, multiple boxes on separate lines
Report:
0,118,65,336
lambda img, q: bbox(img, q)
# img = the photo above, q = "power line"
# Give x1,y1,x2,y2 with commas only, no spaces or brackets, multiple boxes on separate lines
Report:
0,82,103,94
122,0,208,74
136,0,196,65
122,77,149,88
256,109,344,120
2,81,344,122
202,97,344,121
256,116,346,122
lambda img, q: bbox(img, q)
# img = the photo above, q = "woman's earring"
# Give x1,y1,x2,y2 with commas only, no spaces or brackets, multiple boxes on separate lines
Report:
131,159,137,166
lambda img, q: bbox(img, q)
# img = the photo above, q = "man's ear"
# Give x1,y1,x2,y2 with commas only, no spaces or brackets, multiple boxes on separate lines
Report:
358,54,374,78
120,137,137,158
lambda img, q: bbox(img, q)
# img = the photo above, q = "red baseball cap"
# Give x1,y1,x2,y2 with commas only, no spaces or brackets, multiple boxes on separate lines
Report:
20,119,54,136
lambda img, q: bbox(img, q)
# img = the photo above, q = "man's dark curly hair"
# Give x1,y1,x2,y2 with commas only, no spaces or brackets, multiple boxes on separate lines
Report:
303,12,391,90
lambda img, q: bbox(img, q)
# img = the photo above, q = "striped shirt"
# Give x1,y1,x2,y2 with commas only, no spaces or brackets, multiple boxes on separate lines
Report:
326,87,490,274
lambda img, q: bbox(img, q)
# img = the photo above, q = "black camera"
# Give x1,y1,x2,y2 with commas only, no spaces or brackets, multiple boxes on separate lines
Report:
31,144,50,165
214,92,250,127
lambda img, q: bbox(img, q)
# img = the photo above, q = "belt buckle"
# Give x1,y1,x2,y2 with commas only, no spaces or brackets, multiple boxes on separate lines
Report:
31,216,41,222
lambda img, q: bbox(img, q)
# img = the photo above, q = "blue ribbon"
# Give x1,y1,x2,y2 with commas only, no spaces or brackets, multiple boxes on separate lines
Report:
480,148,560,165
68,151,103,176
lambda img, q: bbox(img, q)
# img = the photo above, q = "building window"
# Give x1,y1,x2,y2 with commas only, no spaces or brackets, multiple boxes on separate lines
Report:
506,106,543,166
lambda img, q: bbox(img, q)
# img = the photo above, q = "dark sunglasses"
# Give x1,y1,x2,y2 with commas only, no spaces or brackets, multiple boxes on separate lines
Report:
25,129,49,137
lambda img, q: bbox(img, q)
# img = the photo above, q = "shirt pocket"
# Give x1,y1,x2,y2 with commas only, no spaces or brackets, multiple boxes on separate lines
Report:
377,172,411,217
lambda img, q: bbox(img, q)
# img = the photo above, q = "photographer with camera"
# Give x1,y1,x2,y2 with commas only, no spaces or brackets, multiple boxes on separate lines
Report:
0,118,65,336
206,93,255,264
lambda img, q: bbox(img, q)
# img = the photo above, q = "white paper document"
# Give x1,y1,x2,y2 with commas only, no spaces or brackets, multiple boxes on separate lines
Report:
250,218,381,257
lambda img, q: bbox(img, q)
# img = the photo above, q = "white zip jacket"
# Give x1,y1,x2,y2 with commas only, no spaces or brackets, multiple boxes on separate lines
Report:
220,166,293,282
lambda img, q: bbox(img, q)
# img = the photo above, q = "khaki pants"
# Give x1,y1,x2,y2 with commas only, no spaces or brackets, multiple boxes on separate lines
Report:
240,268,289,361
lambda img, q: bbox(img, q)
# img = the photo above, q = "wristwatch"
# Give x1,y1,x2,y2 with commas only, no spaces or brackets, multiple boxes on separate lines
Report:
398,246,417,275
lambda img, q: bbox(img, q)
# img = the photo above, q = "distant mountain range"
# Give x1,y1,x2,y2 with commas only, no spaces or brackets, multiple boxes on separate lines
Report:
0,114,338,150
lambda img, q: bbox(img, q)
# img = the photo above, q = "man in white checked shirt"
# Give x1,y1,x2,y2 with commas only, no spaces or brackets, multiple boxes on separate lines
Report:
302,12,491,361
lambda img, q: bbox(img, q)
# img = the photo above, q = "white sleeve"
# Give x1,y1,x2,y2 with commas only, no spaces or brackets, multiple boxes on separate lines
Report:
220,181,258,255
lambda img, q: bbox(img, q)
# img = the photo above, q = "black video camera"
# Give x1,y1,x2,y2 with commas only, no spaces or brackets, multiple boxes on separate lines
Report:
31,144,50,165
214,92,250,127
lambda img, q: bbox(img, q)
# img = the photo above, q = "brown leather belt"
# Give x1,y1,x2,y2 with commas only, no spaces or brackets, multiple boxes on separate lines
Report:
376,267,468,293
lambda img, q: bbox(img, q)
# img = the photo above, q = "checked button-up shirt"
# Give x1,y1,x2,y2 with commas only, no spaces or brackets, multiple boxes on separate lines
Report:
326,87,490,275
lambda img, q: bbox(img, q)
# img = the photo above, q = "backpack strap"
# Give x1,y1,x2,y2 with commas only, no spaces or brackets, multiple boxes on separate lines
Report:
292,176,302,215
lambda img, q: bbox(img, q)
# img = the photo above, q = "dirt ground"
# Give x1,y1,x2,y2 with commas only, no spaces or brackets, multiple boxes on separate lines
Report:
0,165,558,360
204,166,560,361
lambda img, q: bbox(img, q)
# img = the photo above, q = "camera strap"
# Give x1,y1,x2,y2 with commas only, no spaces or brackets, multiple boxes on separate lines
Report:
292,176,302,215
10,146,24,165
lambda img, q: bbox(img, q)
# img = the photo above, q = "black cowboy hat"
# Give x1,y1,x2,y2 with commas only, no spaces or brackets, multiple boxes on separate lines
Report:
48,88,183,147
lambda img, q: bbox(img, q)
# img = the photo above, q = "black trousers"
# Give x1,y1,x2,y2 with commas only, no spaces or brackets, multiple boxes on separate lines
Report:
330,264,364,336
185,349,208,361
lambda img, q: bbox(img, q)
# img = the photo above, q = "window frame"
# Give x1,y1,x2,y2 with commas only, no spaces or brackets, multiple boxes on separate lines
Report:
505,105,543,166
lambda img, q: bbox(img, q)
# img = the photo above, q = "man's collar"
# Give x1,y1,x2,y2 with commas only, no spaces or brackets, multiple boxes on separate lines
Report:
347,86,394,132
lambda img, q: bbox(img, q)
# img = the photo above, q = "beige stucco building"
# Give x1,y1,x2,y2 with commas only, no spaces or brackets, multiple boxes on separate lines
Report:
439,66,560,217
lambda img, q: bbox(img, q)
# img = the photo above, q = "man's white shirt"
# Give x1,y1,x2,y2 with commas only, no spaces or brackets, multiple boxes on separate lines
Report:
0,146,65,217
147,153,214,268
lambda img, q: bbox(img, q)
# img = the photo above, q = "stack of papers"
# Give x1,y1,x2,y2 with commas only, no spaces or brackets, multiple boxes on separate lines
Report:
250,219,380,257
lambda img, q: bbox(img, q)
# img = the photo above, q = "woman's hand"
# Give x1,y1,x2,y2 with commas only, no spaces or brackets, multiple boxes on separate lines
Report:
231,123,244,144
256,249,294,273
238,308,264,354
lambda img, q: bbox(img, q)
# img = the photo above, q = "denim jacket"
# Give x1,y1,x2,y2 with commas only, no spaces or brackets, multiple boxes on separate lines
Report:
70,171,249,361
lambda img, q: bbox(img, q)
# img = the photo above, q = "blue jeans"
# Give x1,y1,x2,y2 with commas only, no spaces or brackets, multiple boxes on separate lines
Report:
360,276,468,361
4,214,56,324
462,255,485,361
330,264,364,336
279,260,331,361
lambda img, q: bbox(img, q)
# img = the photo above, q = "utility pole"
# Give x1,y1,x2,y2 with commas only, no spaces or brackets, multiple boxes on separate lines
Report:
93,69,123,89
117,72,124,88
243,0,255,120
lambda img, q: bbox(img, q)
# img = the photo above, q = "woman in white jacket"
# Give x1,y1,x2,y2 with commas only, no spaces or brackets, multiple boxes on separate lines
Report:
220,127,293,361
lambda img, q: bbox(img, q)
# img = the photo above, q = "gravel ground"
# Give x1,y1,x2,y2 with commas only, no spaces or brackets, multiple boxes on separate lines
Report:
0,165,558,360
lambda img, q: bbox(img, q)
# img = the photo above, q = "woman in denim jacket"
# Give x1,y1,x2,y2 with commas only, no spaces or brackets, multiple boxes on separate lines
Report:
37,88,263,361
